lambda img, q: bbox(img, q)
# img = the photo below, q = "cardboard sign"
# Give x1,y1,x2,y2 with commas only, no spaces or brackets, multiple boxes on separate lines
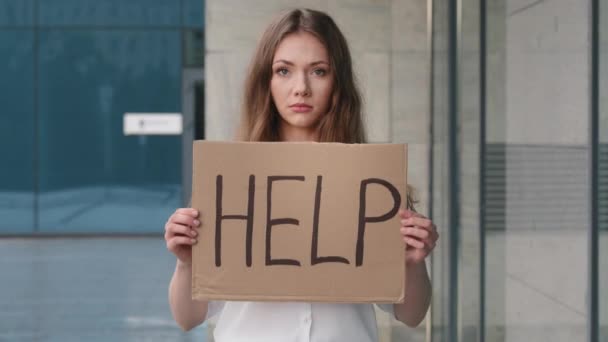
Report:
191,141,407,303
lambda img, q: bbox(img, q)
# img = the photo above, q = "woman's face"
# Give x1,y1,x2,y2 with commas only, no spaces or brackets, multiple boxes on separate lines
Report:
271,32,334,141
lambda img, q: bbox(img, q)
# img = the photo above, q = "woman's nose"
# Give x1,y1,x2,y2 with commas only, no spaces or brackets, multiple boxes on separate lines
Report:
293,73,311,97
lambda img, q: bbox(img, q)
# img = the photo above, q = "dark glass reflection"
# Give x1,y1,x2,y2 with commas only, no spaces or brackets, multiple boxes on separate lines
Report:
0,0,34,26
0,30,35,233
37,30,182,233
183,30,204,67
183,0,205,28
38,0,180,27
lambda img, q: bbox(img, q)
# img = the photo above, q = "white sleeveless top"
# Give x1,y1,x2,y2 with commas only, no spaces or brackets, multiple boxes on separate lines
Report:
207,301,394,342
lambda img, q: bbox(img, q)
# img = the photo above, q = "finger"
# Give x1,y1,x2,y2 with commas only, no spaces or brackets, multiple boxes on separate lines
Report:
170,213,200,227
414,226,438,247
166,223,198,238
401,217,432,229
170,213,198,226
403,236,425,249
400,227,429,240
415,217,433,228
400,218,413,226
176,208,199,218
421,236,436,250
167,236,197,251
400,217,429,228
399,209,414,219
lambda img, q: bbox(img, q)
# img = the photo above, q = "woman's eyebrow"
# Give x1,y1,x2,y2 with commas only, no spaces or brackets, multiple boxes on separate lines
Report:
273,59,294,65
272,59,329,66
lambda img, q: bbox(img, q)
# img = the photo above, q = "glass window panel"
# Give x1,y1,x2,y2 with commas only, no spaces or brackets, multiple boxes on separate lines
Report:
0,0,34,26
0,30,35,233
459,0,482,340
183,29,204,67
485,1,590,341
484,2,508,341
37,0,180,27
183,0,204,28
37,30,182,233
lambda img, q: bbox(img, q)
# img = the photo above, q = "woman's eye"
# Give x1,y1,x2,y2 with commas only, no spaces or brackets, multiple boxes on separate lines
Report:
313,69,327,76
276,68,289,76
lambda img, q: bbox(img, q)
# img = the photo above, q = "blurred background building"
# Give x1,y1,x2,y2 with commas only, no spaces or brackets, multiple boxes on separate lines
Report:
0,0,605,341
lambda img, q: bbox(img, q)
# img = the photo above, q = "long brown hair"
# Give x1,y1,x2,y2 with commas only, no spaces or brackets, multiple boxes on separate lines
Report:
239,8,364,143
238,8,417,210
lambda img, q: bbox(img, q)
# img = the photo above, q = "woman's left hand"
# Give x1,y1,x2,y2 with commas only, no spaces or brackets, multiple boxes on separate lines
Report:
399,209,439,265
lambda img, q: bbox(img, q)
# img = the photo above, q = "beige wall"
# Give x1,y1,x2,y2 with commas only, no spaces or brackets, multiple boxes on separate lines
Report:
204,0,430,340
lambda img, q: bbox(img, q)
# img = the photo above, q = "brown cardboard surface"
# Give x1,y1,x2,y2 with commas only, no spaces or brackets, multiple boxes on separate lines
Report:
191,141,407,303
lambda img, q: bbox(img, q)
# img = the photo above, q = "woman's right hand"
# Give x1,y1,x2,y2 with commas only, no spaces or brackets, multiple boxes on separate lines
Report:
165,208,200,265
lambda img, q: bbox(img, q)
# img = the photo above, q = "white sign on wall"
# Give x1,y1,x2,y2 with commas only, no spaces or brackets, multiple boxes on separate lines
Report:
123,113,183,136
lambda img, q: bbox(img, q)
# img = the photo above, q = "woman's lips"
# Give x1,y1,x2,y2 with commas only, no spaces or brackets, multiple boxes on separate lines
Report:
290,104,313,113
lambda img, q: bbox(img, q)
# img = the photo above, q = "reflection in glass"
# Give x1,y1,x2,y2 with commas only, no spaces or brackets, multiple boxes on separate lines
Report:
0,30,35,233
485,1,590,341
0,0,34,26
37,0,180,27
183,30,205,67
458,0,482,340
183,0,205,28
37,30,182,233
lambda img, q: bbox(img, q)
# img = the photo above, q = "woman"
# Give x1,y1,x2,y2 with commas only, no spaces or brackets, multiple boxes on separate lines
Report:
165,8,438,342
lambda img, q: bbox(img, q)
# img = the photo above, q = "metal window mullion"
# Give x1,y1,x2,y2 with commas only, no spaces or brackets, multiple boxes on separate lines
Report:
479,0,487,341
426,0,435,341
588,0,599,341
448,0,461,341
